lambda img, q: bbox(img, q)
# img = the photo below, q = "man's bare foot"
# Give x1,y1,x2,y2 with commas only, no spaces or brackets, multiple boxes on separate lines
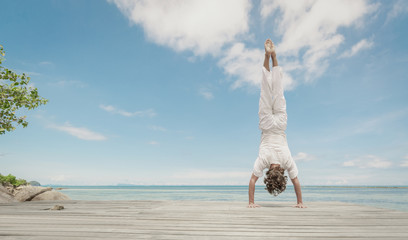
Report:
293,203,307,208
247,203,261,208
264,39,275,55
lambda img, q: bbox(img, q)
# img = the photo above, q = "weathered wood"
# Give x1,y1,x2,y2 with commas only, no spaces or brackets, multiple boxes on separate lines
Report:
1,200,407,239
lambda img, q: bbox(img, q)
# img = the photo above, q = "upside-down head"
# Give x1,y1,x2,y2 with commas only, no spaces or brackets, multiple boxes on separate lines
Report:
264,166,288,196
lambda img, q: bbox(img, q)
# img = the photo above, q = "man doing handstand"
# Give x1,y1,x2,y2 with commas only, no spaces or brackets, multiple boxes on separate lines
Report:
248,39,306,208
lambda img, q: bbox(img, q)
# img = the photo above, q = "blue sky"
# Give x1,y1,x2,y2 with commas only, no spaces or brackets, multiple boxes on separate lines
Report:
1,0,407,186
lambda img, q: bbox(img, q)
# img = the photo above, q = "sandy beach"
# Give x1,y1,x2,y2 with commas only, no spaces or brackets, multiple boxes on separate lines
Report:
1,200,408,239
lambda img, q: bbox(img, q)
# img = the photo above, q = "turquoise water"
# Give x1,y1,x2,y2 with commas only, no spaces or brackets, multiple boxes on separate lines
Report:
49,185,408,212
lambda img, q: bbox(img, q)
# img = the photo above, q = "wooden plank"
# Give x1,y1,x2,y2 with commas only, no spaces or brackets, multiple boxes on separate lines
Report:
1,200,407,239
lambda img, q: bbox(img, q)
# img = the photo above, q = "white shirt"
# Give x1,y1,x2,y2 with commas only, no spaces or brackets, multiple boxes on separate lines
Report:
253,133,298,179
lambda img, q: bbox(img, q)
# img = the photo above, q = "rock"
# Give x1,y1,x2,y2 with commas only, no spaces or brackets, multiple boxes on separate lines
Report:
31,190,71,201
43,204,65,210
13,186,52,202
0,185,17,203
2,182,15,195
51,205,64,210
0,184,12,195
29,181,41,186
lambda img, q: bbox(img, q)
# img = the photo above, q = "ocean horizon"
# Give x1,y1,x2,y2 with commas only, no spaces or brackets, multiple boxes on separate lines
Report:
45,185,408,212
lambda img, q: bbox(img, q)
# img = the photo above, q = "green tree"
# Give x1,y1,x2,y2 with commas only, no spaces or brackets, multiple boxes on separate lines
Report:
0,173,28,187
0,45,48,134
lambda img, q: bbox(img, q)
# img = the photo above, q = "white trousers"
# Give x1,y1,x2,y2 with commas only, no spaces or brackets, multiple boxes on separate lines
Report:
258,66,287,134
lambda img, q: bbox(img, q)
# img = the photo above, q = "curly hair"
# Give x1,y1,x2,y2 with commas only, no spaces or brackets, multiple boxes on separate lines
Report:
264,166,288,196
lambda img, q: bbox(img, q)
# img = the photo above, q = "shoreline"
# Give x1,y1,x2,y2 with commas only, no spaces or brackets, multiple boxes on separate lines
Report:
44,185,408,188
49,185,408,213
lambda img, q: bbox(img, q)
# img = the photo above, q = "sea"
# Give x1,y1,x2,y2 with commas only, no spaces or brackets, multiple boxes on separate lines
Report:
47,185,408,212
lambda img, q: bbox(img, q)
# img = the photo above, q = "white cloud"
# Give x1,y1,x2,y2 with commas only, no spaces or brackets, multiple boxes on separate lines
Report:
327,178,349,185
14,69,41,77
49,122,107,141
148,141,159,145
199,88,214,100
25,71,41,76
343,155,392,169
109,0,265,91
339,39,374,58
100,104,115,112
323,174,373,185
293,152,315,162
110,0,378,91
219,42,296,90
109,0,251,56
49,174,70,182
173,170,250,180
324,108,408,142
261,0,379,81
386,0,408,23
343,161,355,167
100,104,156,117
400,155,408,167
149,125,166,132
218,43,262,89
352,108,408,135
50,80,87,88
39,61,53,66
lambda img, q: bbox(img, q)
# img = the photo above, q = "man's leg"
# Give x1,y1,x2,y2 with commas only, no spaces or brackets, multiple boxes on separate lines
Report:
258,67,274,131
259,67,287,132
271,66,288,131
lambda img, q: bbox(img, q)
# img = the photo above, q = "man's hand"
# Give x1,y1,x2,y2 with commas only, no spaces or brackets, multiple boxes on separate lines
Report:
293,203,307,208
247,203,261,208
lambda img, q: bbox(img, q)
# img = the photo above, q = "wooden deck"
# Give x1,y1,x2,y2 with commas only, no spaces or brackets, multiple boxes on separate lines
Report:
1,200,408,239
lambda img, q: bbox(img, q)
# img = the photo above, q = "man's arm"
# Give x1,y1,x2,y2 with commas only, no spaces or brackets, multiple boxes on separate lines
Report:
290,177,307,208
248,173,260,208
